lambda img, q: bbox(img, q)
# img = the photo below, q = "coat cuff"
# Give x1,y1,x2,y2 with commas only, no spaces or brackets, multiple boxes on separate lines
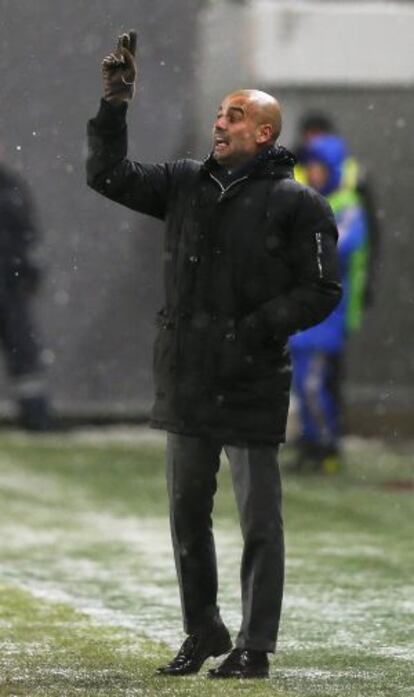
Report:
91,98,128,129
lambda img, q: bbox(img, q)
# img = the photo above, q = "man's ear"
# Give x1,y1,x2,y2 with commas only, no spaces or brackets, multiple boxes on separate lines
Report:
256,124,273,144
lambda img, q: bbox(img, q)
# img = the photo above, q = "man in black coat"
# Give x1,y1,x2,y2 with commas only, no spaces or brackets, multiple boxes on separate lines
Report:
87,32,342,679
0,151,52,431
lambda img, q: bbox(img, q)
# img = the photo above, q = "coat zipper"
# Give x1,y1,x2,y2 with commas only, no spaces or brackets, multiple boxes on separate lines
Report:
209,173,248,202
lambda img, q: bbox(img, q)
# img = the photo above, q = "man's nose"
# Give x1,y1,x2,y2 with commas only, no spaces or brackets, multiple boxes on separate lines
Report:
214,115,226,130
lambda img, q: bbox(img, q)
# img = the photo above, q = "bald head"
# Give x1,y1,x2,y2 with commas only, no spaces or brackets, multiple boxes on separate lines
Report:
226,89,282,142
212,89,282,169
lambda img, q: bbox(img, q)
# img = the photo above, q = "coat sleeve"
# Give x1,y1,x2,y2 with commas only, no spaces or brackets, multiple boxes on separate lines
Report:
86,99,174,220
240,185,342,344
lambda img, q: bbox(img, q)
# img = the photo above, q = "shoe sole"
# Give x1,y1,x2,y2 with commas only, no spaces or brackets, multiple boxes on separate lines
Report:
208,669,269,680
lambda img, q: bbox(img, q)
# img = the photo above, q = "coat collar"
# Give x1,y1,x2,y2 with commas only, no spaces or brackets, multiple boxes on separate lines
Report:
201,145,296,184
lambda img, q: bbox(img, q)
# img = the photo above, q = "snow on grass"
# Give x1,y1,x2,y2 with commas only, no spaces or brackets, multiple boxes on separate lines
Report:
0,491,412,663
0,434,413,696
0,509,243,648
2,425,166,448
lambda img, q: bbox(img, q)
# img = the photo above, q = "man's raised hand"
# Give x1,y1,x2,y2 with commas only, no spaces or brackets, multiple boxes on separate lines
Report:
102,31,138,106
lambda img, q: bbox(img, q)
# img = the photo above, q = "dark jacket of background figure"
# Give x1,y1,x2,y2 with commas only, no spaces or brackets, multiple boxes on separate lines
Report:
0,164,41,302
0,163,44,381
87,100,342,445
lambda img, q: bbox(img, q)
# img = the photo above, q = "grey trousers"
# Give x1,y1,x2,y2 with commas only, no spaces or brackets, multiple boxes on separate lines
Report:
166,432,284,653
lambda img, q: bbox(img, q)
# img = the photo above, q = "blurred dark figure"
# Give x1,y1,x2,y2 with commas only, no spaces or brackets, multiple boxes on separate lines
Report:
0,149,52,431
289,134,368,473
295,111,380,307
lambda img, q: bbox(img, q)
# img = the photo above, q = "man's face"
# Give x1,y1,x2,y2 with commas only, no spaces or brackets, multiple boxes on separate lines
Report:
212,95,266,168
306,161,329,192
303,127,326,143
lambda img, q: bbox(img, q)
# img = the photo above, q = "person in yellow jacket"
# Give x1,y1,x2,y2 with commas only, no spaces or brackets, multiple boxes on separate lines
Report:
294,112,380,308
289,126,371,474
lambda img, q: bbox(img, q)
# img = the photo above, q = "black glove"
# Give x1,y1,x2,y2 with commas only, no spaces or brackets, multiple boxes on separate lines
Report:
102,31,138,106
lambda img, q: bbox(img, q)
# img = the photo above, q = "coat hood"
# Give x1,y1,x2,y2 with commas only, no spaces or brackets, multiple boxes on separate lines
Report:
300,134,348,195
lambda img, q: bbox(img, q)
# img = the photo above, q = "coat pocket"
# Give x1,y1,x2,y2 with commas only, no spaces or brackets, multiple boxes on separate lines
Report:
216,323,289,386
217,333,257,383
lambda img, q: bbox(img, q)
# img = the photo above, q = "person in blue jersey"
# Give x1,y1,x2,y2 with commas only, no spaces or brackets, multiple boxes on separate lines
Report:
289,134,368,473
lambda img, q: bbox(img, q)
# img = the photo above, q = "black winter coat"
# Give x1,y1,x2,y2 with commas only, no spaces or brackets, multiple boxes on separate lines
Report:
87,100,342,444
0,164,41,301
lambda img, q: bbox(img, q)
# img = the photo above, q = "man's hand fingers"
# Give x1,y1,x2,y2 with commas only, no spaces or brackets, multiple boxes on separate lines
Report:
116,33,130,57
106,52,124,69
119,46,136,73
128,30,138,57
103,53,119,64
102,55,118,70
102,33,136,99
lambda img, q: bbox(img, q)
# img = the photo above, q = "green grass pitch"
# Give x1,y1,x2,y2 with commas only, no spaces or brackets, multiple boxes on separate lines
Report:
0,429,412,696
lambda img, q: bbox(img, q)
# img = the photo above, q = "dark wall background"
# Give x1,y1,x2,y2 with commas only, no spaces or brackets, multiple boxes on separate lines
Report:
0,0,199,417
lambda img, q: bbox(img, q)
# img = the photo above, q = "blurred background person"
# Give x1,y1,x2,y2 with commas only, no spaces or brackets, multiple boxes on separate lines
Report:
294,111,381,308
289,133,368,473
0,145,52,431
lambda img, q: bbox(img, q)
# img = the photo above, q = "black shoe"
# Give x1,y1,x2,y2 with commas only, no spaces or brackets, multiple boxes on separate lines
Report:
208,648,269,679
156,626,232,676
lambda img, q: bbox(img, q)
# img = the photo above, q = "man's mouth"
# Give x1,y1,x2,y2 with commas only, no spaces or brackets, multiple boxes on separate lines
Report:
214,134,229,149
